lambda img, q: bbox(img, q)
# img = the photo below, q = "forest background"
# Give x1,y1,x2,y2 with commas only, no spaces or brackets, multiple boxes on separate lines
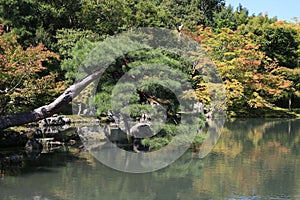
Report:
0,0,300,121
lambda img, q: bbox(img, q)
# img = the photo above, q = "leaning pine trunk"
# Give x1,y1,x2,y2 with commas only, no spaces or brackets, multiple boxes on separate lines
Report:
0,68,104,131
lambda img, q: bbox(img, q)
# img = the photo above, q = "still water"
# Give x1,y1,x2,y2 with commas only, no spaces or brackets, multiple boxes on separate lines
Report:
0,119,299,200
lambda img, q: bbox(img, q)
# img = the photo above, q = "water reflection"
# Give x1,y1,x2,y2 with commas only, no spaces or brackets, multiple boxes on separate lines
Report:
0,119,299,200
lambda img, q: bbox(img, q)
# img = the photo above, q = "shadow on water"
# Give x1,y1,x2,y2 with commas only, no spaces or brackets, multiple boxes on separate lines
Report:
0,119,299,200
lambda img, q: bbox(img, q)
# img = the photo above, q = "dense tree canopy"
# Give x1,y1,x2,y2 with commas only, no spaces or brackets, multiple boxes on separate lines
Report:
0,0,300,120
0,25,64,115
191,26,294,115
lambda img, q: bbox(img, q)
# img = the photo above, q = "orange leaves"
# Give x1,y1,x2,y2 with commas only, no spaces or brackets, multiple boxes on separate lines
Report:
278,80,292,89
0,31,63,111
1,32,58,82
252,60,261,66
193,35,205,43
189,26,293,109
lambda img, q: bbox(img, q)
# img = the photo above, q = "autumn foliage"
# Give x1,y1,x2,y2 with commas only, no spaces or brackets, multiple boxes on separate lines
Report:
190,26,295,113
0,0,300,118
0,21,64,114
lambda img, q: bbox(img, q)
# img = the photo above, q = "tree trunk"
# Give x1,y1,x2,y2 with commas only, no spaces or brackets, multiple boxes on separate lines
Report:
288,92,292,112
0,68,105,131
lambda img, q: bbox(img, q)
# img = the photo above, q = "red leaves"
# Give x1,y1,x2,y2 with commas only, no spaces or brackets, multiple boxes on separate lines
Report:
252,61,261,66
189,26,292,108
0,31,63,111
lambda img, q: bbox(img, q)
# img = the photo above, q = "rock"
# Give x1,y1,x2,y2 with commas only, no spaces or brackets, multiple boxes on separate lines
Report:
41,115,71,126
130,123,153,138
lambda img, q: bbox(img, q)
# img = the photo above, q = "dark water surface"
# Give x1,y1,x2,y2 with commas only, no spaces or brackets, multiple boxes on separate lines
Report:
0,119,299,200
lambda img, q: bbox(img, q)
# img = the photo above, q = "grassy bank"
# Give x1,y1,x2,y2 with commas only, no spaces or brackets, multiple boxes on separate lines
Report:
227,107,300,118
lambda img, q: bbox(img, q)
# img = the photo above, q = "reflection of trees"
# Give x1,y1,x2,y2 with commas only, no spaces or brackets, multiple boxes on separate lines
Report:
199,119,300,199
1,119,300,199
77,119,299,199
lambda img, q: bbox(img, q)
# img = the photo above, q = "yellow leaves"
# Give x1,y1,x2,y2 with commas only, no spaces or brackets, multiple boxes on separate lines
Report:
224,79,244,106
218,64,235,75
247,92,267,108
48,81,67,94
181,83,211,105
194,83,211,104
275,66,300,80
191,24,300,110
223,51,236,60
295,90,300,97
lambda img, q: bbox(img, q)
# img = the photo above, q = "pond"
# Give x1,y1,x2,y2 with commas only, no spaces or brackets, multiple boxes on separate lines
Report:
0,119,299,200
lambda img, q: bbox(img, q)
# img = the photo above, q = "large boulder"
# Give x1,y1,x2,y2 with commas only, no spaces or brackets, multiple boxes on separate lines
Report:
130,123,153,138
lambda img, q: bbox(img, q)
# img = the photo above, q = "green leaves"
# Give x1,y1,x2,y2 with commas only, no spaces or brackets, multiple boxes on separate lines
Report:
193,26,294,111
0,31,63,115
55,28,102,59
260,25,299,68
